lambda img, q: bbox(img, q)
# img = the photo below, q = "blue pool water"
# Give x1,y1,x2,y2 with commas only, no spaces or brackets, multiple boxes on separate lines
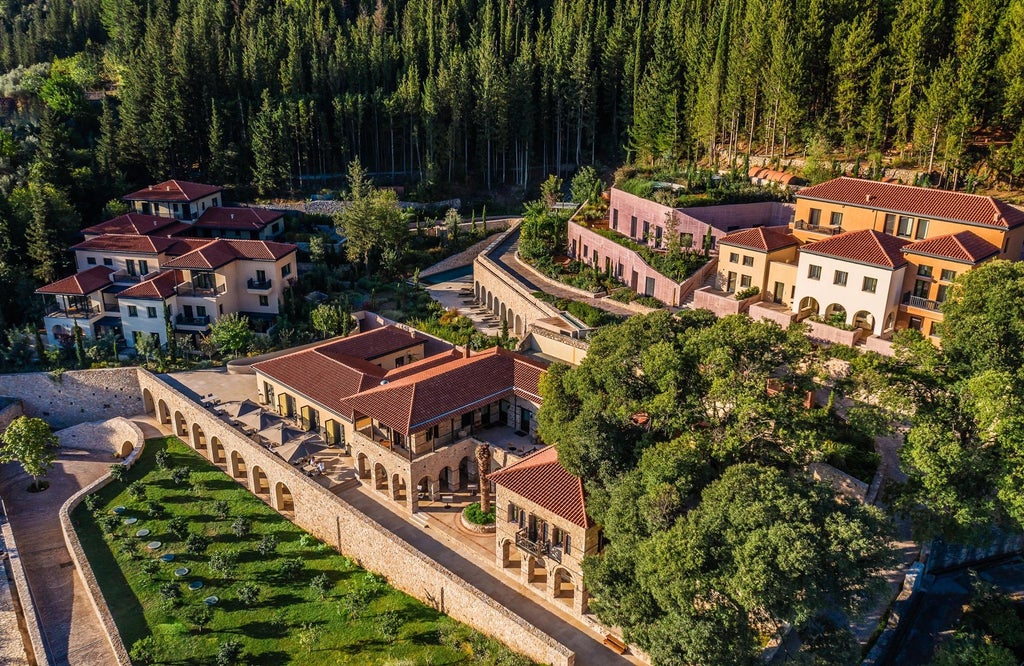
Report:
420,264,473,285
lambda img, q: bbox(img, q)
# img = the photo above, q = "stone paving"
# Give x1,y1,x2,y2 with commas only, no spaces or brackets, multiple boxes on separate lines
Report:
0,448,118,666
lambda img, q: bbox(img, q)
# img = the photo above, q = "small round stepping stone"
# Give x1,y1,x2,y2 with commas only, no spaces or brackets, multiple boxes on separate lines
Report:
174,567,189,577
146,541,162,550
123,517,138,525
135,528,150,538
113,506,126,514
160,554,175,563
188,580,204,590
204,595,219,606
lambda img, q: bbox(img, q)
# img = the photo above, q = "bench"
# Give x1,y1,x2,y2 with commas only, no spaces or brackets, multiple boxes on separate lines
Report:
603,634,628,654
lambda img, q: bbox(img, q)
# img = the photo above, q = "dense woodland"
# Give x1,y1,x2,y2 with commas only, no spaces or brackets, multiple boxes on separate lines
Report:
5,0,1024,194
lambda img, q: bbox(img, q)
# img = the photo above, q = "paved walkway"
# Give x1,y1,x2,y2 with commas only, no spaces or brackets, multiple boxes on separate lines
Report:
0,449,118,666
491,228,636,317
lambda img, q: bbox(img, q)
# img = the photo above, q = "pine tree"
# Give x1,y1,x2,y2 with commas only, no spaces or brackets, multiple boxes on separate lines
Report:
250,91,287,196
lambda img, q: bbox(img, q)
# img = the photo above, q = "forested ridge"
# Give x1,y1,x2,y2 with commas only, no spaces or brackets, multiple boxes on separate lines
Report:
4,0,1024,195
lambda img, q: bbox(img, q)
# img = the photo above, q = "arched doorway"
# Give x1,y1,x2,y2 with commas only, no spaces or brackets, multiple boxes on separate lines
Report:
143,389,155,415
486,292,493,310
191,423,207,450
514,314,522,336
230,451,247,482
526,556,546,591
356,453,371,479
118,440,134,458
552,568,575,608
458,456,473,488
500,302,506,322
884,311,895,333
852,310,874,333
373,463,389,493
251,466,270,497
797,297,820,320
173,411,188,437
211,437,226,464
439,466,456,491
158,400,171,425
415,476,434,502
500,539,521,571
391,474,406,503
274,482,294,513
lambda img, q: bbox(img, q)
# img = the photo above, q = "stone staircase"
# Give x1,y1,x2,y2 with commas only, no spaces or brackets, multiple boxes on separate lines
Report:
679,275,717,309
409,512,430,528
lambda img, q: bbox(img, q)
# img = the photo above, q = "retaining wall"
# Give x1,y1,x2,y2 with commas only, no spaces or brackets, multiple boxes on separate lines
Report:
57,419,144,666
0,517,47,666
137,370,575,666
691,287,762,317
802,320,864,347
53,417,141,457
0,369,143,429
0,399,23,434
807,462,869,503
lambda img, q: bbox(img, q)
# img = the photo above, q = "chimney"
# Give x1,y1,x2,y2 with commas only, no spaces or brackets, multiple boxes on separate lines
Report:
995,212,1002,223
230,213,235,220
865,194,875,202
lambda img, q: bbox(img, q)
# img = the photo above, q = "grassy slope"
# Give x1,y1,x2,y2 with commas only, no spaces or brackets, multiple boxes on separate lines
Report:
73,436,530,665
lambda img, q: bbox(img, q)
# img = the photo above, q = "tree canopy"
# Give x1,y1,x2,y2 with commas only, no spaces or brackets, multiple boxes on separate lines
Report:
0,415,58,488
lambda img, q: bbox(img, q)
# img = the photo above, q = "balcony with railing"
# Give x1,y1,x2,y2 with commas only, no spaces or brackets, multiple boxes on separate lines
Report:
514,530,562,563
793,220,844,236
246,277,273,293
174,313,211,328
354,425,414,460
901,293,942,312
175,281,226,297
43,301,101,318
111,270,142,284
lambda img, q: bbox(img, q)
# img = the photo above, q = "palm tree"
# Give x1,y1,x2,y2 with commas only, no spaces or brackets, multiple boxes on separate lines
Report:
475,443,491,514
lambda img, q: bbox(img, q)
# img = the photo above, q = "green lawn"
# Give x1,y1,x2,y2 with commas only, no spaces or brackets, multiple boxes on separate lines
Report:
73,436,531,665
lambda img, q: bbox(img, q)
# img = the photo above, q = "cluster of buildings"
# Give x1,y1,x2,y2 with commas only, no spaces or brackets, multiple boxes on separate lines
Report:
37,181,296,349
589,176,1024,342
250,319,598,616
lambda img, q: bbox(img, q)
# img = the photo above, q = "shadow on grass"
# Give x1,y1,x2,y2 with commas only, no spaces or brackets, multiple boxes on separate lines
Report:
249,650,291,665
234,620,290,639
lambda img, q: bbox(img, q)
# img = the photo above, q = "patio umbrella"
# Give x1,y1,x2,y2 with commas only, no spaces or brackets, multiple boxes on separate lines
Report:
257,422,308,447
275,436,327,464
235,409,283,432
218,399,262,419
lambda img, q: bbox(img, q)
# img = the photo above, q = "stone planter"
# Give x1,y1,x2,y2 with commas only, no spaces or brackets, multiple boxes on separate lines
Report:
460,512,496,534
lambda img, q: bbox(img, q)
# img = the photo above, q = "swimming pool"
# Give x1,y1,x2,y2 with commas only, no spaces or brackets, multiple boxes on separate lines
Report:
419,264,474,285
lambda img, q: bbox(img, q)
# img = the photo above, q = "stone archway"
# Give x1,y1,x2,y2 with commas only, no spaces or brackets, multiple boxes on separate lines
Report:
118,440,134,458
391,473,407,503
458,455,473,488
356,453,371,479
211,437,226,464
373,463,389,493
884,311,895,334
143,389,155,415
486,292,493,310
439,466,456,491
500,538,521,571
500,302,507,322
173,410,188,438
230,451,247,482
526,556,547,590
158,400,171,425
514,314,522,336
274,481,294,513
798,296,820,320
552,567,575,608
251,465,270,497
852,310,874,333
415,475,435,502
191,422,207,450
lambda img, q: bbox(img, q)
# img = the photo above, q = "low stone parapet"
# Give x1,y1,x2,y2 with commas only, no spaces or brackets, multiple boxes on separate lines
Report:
691,287,761,317
748,302,796,328
802,320,863,346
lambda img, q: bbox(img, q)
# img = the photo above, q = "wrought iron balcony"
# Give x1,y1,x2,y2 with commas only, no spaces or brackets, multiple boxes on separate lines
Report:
515,529,557,560
43,302,100,317
175,313,210,327
176,282,226,297
246,277,272,291
794,220,844,236
901,293,941,311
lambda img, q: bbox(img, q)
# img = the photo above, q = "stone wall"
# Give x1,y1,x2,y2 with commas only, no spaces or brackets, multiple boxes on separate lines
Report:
0,369,143,429
748,302,796,328
54,417,142,458
0,519,47,666
59,431,145,666
0,398,23,434
691,287,761,317
807,462,869,503
137,370,575,666
802,320,864,347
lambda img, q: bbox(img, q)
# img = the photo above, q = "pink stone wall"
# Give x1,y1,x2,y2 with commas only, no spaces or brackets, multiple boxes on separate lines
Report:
802,320,864,346
748,302,796,328
691,288,761,317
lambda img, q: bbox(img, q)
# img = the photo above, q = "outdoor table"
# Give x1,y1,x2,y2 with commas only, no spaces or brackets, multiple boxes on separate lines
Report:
441,494,454,508
467,483,479,493
136,529,151,538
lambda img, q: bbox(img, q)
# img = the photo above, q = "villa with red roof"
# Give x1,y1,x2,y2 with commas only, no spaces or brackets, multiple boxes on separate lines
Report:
253,325,548,514
490,446,598,616
700,177,1024,342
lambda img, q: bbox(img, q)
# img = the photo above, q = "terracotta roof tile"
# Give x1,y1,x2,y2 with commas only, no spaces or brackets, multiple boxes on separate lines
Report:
254,348,385,417
81,214,188,237
118,270,184,300
71,234,181,255
719,226,798,252
316,326,426,363
122,180,223,202
36,266,114,295
193,207,284,231
161,239,296,269
345,348,547,435
488,447,590,528
901,231,1000,264
797,177,1024,229
800,229,910,268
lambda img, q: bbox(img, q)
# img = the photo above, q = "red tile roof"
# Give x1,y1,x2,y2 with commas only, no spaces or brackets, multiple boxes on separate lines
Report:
800,229,910,268
488,446,590,528
797,177,1024,229
122,180,223,202
344,347,547,435
316,326,426,363
36,266,115,295
118,270,184,300
193,207,283,231
748,167,803,186
719,226,798,252
161,239,296,269
254,347,385,417
81,214,188,237
71,234,181,255
901,231,1000,264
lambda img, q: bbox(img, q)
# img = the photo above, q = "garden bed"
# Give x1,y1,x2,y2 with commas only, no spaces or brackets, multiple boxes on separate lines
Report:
73,436,531,665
